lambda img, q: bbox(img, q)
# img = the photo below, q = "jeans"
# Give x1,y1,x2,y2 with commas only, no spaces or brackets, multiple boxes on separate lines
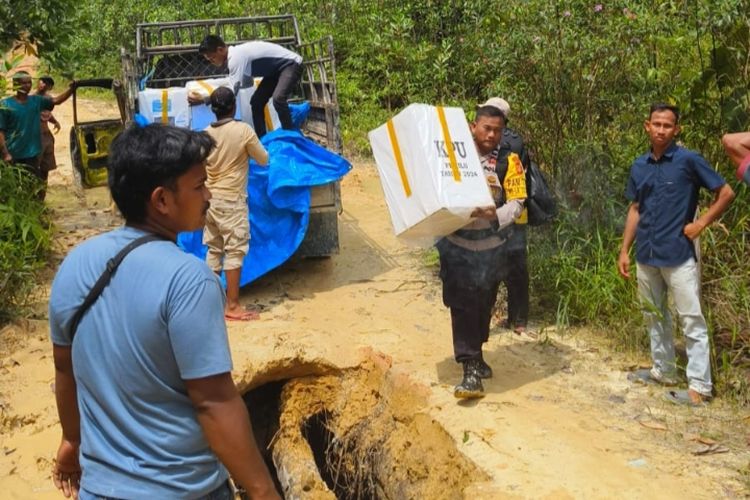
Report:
636,259,712,395
79,480,234,500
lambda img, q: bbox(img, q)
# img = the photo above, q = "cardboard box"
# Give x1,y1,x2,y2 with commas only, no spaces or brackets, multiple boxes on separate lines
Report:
137,87,190,128
368,104,493,241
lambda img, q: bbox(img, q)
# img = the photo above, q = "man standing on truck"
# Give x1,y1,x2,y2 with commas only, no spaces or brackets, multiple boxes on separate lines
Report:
194,34,303,138
0,72,74,195
203,87,269,321
49,124,280,499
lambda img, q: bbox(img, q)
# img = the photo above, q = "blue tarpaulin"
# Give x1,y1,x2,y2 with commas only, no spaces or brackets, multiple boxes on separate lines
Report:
177,108,351,285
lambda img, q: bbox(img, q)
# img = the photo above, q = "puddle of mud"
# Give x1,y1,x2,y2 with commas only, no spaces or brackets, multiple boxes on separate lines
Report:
241,356,485,499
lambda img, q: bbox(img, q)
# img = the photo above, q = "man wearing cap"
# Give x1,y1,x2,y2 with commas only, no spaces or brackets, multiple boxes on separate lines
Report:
0,72,74,185
203,87,269,321
481,97,533,335
194,35,303,138
722,131,750,187
437,103,527,399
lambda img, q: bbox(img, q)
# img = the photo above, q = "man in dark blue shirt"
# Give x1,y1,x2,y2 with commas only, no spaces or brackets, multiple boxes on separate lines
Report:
618,103,734,406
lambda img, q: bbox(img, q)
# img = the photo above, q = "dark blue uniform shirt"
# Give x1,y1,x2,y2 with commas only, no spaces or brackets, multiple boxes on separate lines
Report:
625,142,725,267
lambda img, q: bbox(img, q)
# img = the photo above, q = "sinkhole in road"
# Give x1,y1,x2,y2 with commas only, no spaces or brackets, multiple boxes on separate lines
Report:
239,354,486,499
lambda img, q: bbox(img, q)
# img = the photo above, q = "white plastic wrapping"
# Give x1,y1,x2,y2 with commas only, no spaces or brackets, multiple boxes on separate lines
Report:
368,104,493,242
185,78,241,127
184,78,233,99
137,87,190,128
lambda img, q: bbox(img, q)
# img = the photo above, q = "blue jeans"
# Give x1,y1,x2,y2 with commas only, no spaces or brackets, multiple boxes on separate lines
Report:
79,480,234,500
636,259,712,396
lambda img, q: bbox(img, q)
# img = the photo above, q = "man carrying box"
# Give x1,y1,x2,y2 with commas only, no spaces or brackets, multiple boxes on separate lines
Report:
437,103,527,399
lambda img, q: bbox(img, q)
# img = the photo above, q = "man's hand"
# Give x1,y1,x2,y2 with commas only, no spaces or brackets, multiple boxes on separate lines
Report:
471,206,496,220
683,221,705,241
617,250,631,279
187,91,205,105
53,438,81,498
2,152,11,163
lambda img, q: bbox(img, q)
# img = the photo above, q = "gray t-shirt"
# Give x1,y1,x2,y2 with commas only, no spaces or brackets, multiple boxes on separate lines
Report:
49,226,232,497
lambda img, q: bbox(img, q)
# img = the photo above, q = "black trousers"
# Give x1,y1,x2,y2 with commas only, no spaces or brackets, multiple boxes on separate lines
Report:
437,238,506,363
503,249,529,327
447,281,500,362
250,62,303,137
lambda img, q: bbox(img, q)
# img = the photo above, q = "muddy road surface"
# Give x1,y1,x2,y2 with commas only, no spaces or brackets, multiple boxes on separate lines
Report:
1,98,748,499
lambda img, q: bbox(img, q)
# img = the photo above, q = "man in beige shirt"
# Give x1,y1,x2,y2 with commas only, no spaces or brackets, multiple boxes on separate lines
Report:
204,87,269,320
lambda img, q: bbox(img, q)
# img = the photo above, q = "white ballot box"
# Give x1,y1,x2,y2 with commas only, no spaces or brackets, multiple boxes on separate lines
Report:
186,78,241,130
138,87,190,128
368,104,493,242
185,78,233,100
237,78,282,131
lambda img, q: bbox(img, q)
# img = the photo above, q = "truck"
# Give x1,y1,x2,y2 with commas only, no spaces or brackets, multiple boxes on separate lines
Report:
120,14,343,257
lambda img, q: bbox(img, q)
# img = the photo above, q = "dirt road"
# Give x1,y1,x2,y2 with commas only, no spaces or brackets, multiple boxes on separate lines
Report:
0,98,748,499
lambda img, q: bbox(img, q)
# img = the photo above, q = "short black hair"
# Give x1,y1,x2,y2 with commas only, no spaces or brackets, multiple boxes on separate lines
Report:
199,35,226,55
475,105,505,122
210,87,236,118
108,124,215,223
40,76,55,87
649,103,680,123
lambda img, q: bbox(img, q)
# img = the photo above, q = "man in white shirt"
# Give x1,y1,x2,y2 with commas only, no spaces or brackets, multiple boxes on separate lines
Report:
195,35,303,138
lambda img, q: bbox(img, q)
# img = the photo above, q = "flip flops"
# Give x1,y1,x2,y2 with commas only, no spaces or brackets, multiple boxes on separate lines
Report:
664,389,712,407
627,368,678,386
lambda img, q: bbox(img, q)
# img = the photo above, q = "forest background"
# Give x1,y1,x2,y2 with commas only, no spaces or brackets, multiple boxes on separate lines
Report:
1,0,749,400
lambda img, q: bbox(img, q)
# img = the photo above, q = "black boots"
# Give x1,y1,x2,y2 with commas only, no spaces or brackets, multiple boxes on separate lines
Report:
454,358,491,399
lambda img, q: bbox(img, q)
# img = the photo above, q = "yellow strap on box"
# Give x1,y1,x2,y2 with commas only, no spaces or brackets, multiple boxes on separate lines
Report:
386,119,412,198
264,105,274,132
436,106,461,182
160,90,169,124
196,80,215,96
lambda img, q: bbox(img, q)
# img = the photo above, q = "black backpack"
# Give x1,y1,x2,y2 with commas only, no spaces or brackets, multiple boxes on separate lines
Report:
525,161,557,226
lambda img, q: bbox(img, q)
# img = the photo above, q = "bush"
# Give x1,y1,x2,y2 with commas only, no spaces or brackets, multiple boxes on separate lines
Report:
0,164,52,322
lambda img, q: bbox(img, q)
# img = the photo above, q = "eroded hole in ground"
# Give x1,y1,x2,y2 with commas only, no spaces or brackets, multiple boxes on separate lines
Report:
240,356,487,499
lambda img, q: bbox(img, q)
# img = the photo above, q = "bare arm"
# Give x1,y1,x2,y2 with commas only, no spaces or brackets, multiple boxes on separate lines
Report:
684,183,735,240
185,373,280,500
52,345,81,498
52,81,76,106
0,131,11,162
49,113,62,133
722,132,750,167
618,202,640,279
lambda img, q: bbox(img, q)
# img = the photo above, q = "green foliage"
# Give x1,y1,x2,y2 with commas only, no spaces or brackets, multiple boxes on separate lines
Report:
27,0,750,398
0,164,52,322
0,0,76,67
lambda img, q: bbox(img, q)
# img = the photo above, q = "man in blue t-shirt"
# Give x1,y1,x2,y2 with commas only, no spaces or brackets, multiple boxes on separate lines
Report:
0,71,73,179
49,124,280,499
618,103,734,407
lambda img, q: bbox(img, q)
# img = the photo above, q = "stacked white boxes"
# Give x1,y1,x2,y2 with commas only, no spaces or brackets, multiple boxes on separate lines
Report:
137,87,190,128
185,78,240,129
368,104,493,242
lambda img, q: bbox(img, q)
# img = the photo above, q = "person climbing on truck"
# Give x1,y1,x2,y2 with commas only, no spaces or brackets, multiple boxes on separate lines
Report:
193,34,303,138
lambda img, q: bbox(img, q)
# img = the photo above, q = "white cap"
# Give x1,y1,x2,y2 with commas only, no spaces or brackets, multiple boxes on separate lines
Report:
479,97,510,118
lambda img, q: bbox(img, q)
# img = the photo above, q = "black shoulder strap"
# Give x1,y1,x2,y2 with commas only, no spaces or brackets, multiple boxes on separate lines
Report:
67,234,165,340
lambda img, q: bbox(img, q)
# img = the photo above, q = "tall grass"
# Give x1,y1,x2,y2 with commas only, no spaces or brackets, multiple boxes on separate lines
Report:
0,163,52,322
